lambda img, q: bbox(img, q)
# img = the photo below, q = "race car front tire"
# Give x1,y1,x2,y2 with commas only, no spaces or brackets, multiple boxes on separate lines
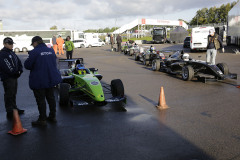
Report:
152,59,160,71
59,83,70,106
129,49,134,56
111,79,124,97
182,65,194,81
217,63,229,75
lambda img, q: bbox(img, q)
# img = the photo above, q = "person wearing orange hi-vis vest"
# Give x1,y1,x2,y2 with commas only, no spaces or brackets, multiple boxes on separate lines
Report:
56,35,64,55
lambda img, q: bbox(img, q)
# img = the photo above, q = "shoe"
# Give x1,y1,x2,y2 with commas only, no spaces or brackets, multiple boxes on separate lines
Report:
31,119,47,126
47,116,57,123
16,108,24,114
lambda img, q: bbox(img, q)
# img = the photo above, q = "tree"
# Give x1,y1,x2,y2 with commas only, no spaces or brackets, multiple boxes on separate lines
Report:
190,1,238,25
207,6,217,24
50,25,57,30
83,27,119,33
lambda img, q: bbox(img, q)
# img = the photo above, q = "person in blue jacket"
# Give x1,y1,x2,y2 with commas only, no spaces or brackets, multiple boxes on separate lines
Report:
0,37,24,119
24,36,62,126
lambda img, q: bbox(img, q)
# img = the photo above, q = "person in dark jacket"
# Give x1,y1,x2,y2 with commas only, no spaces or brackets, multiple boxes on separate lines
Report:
206,29,224,65
110,34,114,51
116,34,122,52
24,36,62,126
0,37,24,119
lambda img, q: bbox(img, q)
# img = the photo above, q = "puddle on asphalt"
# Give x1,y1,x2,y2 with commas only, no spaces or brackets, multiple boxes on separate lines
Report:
130,114,152,122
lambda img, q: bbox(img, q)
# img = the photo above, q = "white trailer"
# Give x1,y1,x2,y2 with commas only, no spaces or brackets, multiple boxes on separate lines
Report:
190,26,215,51
227,1,240,46
0,30,73,52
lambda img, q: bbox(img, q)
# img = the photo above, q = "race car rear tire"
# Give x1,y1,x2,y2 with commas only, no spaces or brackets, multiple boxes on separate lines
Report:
217,63,229,75
59,83,70,106
182,65,194,81
134,53,139,61
111,79,124,97
152,59,160,71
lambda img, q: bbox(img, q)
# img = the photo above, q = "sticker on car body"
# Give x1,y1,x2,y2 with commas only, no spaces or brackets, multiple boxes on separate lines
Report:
90,81,99,85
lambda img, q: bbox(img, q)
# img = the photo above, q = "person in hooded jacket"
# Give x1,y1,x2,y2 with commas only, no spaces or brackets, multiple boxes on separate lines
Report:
0,37,24,119
206,29,225,65
65,36,74,67
24,36,62,126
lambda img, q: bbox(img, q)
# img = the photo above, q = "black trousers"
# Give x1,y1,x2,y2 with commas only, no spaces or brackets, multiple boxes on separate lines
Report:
117,43,121,52
33,88,56,120
66,50,73,66
2,78,18,112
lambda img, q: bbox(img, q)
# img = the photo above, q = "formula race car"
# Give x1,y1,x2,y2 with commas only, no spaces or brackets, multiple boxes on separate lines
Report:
139,46,165,66
122,42,131,55
58,58,126,107
152,50,237,82
128,44,140,56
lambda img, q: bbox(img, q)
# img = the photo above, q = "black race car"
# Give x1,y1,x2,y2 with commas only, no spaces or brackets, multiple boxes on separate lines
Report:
129,44,140,56
152,50,237,82
137,47,165,66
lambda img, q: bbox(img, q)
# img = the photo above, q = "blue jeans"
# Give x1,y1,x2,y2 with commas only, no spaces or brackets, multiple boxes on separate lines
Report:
206,49,217,65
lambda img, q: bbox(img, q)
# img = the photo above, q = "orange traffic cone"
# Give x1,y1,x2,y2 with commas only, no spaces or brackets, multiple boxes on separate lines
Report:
8,109,27,135
156,87,169,110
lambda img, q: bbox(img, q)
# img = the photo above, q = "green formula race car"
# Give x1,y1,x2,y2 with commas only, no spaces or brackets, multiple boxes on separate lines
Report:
58,58,126,108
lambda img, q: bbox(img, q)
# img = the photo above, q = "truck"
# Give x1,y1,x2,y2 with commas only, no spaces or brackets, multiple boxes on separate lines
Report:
152,27,167,43
226,1,240,46
190,26,215,51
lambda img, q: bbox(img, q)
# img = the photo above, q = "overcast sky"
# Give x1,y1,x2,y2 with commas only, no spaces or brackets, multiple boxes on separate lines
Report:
0,0,237,31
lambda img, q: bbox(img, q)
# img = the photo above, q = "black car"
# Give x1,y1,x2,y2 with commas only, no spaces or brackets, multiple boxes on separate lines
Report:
183,36,191,48
152,50,237,82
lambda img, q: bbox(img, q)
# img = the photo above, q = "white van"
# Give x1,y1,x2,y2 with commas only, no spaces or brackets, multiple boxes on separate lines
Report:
190,26,214,51
86,38,105,47
72,39,88,48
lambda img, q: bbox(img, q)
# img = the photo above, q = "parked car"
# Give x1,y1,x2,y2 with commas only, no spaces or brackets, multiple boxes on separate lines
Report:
183,36,190,48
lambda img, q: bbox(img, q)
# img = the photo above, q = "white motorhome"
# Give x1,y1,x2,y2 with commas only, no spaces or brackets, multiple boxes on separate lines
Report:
227,1,240,46
190,26,214,51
